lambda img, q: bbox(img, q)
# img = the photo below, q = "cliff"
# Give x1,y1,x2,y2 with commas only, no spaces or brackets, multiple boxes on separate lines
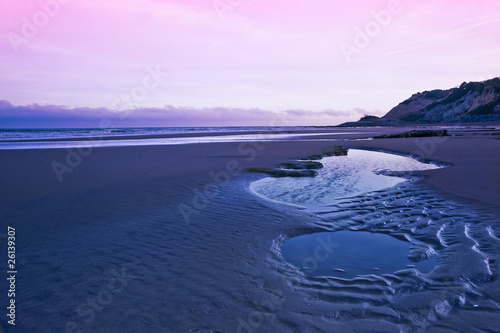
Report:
339,77,500,126
382,77,500,123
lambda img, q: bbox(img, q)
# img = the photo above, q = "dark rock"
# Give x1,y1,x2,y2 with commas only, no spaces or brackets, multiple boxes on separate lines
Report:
267,169,318,178
247,146,349,177
374,129,448,139
246,167,318,178
279,161,324,170
303,146,349,160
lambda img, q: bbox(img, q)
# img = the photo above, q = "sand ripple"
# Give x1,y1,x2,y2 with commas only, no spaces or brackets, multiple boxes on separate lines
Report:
7,174,500,332
265,181,500,332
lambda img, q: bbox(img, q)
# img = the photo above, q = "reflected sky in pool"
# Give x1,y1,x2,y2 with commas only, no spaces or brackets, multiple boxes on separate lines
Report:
282,231,437,278
250,149,441,207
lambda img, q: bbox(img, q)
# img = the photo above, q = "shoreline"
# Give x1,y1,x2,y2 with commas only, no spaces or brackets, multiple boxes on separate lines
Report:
2,123,499,143
1,126,498,211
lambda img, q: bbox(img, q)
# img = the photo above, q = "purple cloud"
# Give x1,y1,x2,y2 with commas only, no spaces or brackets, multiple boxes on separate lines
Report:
0,100,373,127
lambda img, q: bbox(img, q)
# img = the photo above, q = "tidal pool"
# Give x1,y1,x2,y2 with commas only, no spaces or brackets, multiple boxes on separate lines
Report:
281,231,437,279
250,149,441,207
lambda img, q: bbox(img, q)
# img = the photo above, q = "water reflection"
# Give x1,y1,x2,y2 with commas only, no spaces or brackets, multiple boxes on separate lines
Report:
250,149,441,207
282,231,437,278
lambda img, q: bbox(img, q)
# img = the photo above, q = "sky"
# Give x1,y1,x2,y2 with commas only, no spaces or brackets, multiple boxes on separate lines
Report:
0,0,499,127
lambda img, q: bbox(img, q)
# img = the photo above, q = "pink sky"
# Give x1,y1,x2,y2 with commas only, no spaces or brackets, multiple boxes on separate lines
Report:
0,0,499,126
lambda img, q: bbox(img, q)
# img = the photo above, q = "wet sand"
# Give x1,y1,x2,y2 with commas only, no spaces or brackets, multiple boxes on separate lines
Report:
2,126,499,205
0,126,499,332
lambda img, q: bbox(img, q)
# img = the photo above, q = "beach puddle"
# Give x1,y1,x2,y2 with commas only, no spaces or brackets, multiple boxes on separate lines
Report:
250,149,441,207
281,231,437,279
249,147,499,330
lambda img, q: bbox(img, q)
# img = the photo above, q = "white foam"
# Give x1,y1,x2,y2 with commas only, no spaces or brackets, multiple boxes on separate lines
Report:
436,223,449,247
0,132,348,150
464,224,481,253
487,226,499,240
465,224,493,276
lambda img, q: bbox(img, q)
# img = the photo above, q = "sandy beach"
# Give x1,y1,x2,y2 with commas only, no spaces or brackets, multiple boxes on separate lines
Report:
1,125,499,332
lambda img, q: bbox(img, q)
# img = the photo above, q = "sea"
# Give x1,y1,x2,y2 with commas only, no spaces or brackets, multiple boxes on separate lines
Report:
0,126,346,149
0,127,284,141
